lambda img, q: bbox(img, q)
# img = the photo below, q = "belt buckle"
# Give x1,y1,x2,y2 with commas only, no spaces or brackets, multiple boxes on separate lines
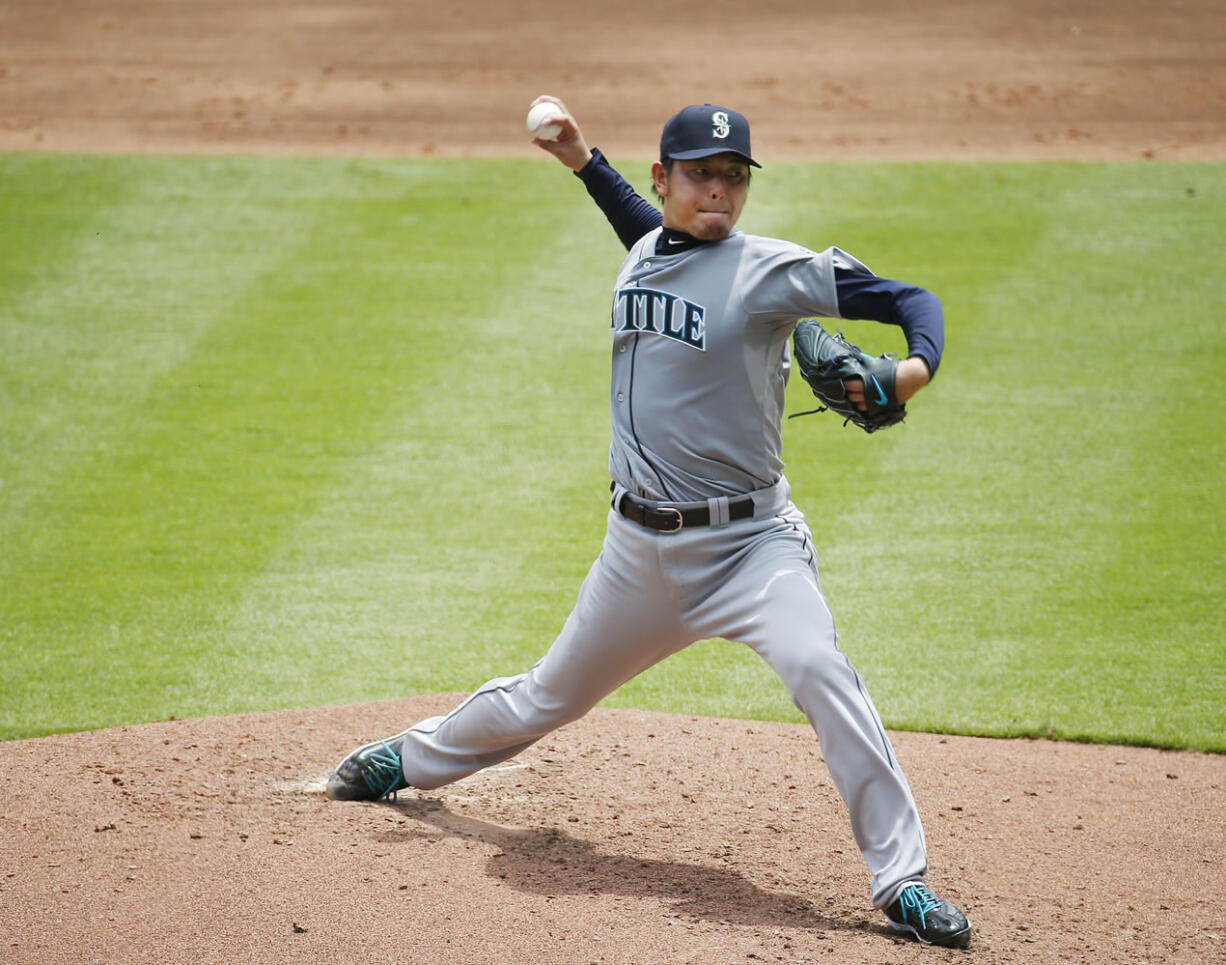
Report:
654,507,683,533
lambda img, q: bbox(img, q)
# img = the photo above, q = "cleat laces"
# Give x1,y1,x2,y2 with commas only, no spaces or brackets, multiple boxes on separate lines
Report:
897,884,943,926
361,739,405,801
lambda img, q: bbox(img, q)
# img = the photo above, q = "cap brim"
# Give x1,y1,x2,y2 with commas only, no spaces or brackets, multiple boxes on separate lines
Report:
665,148,761,168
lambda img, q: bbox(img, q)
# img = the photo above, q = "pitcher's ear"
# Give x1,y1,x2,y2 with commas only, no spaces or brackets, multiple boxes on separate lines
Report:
651,161,669,198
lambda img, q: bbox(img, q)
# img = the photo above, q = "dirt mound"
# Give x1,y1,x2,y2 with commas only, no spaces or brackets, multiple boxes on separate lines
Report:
2,696,1223,964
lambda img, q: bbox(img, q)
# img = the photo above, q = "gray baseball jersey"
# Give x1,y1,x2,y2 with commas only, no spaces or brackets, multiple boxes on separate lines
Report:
609,228,869,501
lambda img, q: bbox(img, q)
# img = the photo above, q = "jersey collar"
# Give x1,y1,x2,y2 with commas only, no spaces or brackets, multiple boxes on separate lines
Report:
656,226,709,255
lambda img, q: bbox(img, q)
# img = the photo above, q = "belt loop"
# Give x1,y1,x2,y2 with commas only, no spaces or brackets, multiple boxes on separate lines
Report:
610,481,628,512
707,496,730,528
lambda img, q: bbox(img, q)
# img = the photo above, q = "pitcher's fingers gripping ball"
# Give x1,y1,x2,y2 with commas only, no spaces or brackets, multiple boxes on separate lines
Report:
524,95,594,173
792,320,906,432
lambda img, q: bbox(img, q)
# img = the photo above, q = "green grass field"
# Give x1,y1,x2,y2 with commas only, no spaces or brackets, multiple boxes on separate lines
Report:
1,153,1222,750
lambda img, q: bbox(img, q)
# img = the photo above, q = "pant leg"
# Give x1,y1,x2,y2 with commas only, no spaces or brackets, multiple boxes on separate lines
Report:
681,505,928,908
399,512,690,790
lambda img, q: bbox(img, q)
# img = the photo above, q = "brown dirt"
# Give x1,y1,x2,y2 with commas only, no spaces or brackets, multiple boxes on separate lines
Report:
2,1,1225,963
2,0,1225,160
2,697,1223,964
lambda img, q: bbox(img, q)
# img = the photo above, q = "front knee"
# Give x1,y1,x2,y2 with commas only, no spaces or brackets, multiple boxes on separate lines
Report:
769,638,855,697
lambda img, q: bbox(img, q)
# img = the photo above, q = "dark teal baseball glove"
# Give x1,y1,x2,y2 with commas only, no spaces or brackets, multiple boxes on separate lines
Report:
791,320,906,433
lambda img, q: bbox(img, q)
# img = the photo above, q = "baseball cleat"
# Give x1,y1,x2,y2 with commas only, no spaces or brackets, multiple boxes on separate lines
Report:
325,734,409,802
884,883,972,948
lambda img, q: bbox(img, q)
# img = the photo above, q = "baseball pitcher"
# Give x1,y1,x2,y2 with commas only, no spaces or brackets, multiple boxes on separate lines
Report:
326,97,971,949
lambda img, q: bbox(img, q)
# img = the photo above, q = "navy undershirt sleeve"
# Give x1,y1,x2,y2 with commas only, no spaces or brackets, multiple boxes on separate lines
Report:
574,148,662,250
835,269,945,379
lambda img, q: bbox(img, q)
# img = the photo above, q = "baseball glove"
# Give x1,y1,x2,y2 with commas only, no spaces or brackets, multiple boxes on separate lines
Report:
791,320,905,433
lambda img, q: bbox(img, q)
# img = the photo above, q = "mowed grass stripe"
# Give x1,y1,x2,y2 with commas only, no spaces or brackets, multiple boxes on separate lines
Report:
0,155,269,545
789,163,1222,748
1,156,423,733
0,155,612,736
2,156,1222,750
1,156,367,735
202,195,620,715
918,163,1225,749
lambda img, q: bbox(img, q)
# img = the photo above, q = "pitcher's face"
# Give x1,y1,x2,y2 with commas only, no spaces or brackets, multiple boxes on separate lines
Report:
653,154,750,241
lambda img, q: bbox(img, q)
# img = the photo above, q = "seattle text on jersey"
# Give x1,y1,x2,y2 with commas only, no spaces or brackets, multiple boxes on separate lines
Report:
611,287,706,351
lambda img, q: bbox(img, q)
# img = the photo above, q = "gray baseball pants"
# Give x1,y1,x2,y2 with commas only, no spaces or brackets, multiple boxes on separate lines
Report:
396,477,929,908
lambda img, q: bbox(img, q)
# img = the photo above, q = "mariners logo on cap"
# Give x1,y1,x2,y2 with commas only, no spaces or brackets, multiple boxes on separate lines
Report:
659,104,761,167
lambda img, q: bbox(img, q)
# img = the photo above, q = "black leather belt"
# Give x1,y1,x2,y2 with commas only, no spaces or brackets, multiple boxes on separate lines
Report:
616,492,754,534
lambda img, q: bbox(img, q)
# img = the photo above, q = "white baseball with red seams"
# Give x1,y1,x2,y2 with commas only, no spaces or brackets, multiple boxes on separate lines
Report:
525,102,562,140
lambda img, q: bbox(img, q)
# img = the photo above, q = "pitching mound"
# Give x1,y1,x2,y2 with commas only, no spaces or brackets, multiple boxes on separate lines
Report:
2,696,1223,963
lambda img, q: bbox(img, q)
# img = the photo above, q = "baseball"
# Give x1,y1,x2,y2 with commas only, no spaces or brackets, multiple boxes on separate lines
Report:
526,101,563,141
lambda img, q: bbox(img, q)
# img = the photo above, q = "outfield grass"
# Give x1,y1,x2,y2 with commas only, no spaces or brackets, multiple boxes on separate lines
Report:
1,154,1222,750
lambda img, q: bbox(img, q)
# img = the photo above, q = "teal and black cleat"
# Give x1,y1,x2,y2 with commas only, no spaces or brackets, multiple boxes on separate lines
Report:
884,882,972,948
325,735,410,802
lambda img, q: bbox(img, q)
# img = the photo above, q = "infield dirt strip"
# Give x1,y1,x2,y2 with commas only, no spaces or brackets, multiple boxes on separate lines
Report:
2,0,1225,963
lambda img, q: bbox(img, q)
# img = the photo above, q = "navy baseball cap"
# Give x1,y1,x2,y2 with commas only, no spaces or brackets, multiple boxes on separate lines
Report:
659,104,761,168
